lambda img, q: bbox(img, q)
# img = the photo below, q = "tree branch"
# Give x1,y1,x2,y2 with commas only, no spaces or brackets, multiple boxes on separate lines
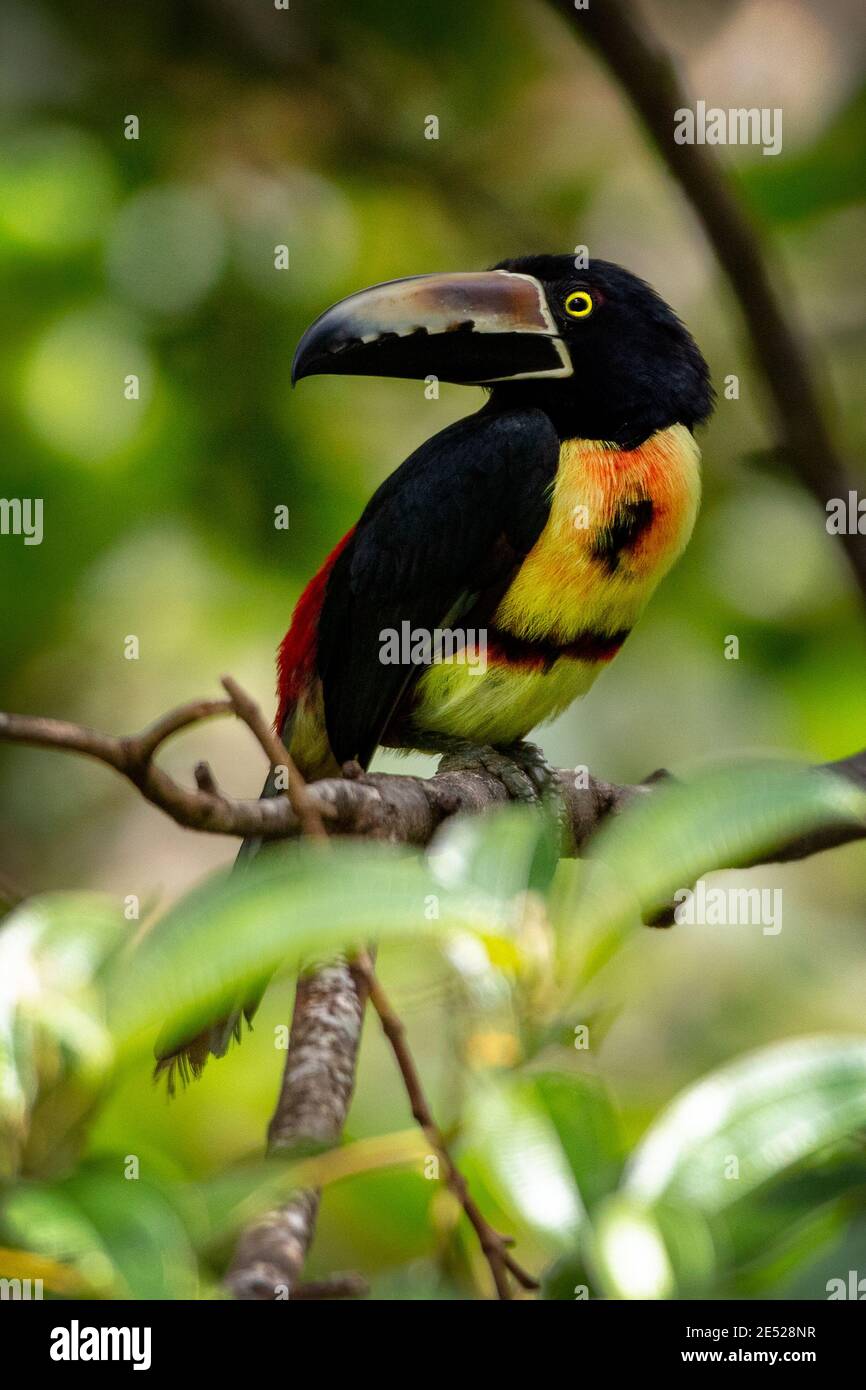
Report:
547,0,866,598
224,956,371,1300
4,688,866,1297
212,681,349,1299
3,695,865,862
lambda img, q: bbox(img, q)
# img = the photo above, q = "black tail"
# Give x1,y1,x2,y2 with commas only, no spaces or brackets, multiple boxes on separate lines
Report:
153,1004,255,1095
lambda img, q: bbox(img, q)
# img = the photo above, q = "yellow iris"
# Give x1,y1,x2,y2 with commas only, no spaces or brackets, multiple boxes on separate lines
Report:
565,289,593,318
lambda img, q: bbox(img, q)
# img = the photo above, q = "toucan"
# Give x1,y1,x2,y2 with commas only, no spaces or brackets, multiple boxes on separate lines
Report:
155,254,713,1084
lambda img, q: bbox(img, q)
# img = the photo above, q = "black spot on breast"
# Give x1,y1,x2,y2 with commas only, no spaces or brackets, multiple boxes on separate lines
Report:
590,497,654,573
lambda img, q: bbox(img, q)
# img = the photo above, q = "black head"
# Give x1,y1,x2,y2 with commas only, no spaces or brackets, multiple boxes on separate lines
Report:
292,254,713,449
489,255,713,446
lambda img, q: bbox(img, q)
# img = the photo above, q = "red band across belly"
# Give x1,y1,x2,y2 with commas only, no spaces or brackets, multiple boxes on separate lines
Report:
486,625,630,671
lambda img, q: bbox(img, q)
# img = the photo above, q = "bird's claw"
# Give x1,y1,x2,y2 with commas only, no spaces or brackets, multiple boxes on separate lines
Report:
502,740,558,801
436,739,552,805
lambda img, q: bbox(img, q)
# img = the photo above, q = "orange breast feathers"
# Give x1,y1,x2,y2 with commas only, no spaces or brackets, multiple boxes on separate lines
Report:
495,423,702,642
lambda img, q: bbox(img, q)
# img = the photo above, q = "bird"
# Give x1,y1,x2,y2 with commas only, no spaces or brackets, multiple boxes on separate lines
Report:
155,254,713,1086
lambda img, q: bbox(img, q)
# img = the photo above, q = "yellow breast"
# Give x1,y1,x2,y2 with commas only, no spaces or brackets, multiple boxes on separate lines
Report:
406,424,701,748
496,423,701,641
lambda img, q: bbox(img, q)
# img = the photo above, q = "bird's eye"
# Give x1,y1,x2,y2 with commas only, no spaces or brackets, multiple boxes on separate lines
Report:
564,289,593,318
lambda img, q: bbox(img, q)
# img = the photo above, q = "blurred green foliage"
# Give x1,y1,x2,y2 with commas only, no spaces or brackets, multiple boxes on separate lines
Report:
1,0,866,1299
4,771,866,1298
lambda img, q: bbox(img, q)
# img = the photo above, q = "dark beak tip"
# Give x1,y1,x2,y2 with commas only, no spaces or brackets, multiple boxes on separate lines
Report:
290,349,308,386
292,329,330,385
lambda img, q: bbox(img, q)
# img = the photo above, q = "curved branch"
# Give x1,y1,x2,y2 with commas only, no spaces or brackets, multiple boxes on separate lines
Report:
2,697,865,865
547,0,866,598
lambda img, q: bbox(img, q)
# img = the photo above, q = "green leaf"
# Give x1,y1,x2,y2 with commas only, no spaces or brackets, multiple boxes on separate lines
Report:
108,839,518,1054
0,894,122,1176
460,1074,585,1247
4,1159,199,1299
722,1151,866,1279
428,803,561,903
590,1192,716,1300
532,1071,624,1211
728,1194,853,1298
623,1035,866,1213
539,1249,597,1301
64,1161,199,1299
2,1184,117,1296
591,1041,866,1299
559,761,866,979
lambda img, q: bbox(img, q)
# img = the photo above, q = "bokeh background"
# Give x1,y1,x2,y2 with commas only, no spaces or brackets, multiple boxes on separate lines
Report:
2,0,866,1298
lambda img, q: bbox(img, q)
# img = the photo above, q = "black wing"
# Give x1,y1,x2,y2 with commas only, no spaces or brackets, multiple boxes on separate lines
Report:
316,405,560,768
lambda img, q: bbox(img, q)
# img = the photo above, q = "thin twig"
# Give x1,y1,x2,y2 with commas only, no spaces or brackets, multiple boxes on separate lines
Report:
0,694,329,841
130,698,232,764
357,953,539,1300
220,675,328,842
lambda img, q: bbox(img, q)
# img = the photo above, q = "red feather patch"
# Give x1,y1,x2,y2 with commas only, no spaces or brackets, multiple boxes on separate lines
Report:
275,527,355,732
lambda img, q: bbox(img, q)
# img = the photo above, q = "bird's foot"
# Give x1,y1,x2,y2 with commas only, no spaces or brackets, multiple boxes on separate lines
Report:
501,739,558,801
434,737,554,804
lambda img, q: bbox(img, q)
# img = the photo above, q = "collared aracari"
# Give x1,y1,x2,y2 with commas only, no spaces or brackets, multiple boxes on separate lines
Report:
155,254,712,1084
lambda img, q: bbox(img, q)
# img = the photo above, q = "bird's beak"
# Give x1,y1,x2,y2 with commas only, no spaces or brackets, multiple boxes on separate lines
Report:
291,271,573,386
